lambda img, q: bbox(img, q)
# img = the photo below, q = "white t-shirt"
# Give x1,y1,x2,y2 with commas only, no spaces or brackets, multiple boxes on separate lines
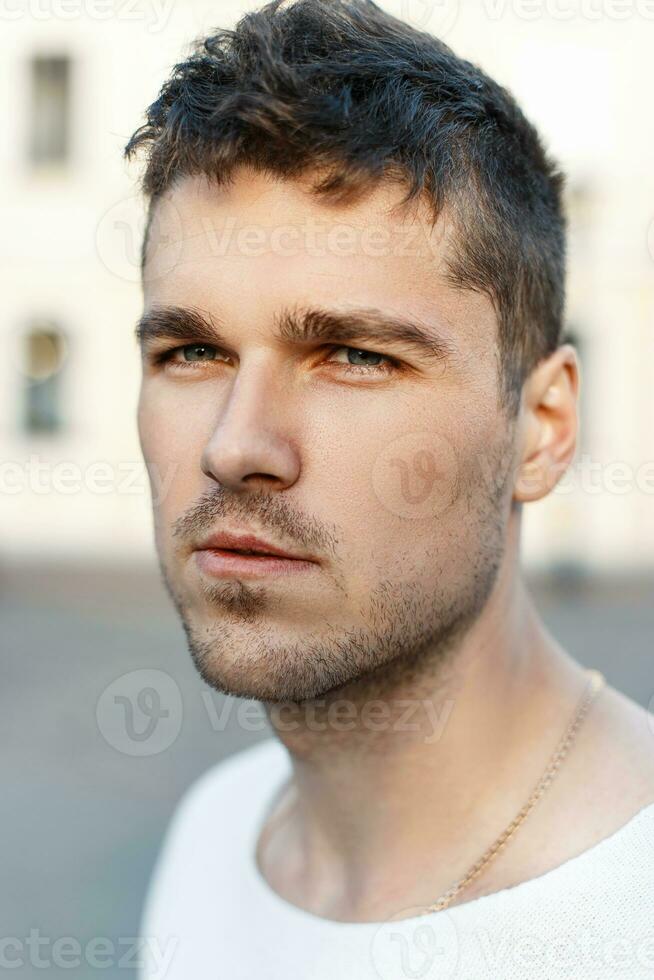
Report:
139,737,654,980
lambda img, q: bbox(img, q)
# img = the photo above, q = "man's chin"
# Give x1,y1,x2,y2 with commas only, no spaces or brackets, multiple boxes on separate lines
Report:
185,640,359,705
181,619,449,707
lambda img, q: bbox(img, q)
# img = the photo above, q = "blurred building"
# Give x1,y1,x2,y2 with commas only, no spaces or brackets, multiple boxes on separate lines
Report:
2,0,653,571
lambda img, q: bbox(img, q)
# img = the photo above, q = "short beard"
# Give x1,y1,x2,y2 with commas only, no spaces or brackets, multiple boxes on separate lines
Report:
159,506,506,707
158,421,516,707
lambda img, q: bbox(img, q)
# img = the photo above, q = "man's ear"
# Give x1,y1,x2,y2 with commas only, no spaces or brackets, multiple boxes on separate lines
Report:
513,343,580,503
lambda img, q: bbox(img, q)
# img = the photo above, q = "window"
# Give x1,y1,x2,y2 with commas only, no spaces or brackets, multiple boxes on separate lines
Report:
29,55,71,166
22,325,67,434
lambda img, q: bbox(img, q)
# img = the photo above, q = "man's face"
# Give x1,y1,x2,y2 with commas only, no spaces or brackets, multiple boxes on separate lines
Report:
137,167,518,704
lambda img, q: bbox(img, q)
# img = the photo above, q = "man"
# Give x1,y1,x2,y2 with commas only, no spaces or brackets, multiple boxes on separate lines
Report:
126,1,654,977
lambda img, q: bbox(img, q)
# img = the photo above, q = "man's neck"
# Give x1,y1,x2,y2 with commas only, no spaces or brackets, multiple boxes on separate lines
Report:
259,573,590,922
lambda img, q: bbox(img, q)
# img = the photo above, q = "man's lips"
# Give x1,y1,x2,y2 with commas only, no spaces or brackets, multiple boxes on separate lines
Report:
192,530,320,578
195,531,316,562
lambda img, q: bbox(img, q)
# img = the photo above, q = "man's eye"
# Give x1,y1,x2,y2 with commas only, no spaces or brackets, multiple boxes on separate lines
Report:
154,343,226,368
327,346,397,374
178,344,218,362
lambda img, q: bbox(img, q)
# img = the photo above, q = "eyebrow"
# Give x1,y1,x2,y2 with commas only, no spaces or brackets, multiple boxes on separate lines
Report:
135,304,458,364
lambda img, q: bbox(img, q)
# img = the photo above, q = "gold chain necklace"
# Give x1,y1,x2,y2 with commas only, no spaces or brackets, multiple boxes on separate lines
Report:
262,669,605,918
422,667,606,913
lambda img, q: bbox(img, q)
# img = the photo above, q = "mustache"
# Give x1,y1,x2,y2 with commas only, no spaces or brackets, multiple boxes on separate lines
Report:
171,485,339,558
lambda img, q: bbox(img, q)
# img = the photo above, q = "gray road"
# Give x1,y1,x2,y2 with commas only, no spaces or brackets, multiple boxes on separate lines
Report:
1,562,653,978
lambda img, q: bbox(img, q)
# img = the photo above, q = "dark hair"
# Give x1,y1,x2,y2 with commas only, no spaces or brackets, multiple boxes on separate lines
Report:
125,0,566,417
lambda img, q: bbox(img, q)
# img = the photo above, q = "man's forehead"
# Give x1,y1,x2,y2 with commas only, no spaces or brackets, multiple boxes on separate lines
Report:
141,170,496,363
143,169,454,278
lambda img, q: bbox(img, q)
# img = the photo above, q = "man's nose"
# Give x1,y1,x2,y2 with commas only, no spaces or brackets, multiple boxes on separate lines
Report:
200,356,301,492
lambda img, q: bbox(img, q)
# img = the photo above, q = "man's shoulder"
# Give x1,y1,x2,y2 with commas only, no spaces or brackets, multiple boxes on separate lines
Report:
165,736,288,844
182,736,286,807
140,737,289,948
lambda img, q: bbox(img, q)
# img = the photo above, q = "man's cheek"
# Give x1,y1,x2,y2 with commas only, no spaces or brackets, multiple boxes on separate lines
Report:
143,454,182,508
369,428,462,522
138,399,199,502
